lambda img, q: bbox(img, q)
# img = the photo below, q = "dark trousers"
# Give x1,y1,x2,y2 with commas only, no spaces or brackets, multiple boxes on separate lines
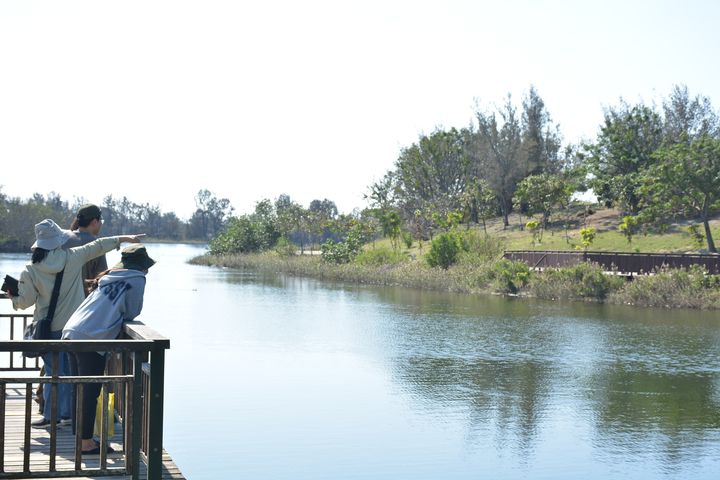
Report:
69,352,106,440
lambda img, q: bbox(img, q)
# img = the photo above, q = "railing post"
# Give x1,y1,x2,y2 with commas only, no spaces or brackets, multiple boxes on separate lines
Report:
0,382,5,474
147,346,166,480
130,351,143,480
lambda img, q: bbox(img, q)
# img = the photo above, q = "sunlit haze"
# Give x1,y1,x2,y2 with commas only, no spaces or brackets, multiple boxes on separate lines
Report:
1,0,718,218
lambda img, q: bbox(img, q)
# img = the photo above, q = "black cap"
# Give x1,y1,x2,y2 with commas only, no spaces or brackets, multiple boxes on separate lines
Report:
76,204,102,222
114,244,156,271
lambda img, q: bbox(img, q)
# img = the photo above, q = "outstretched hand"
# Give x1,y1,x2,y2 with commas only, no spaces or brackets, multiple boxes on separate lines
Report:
122,234,147,243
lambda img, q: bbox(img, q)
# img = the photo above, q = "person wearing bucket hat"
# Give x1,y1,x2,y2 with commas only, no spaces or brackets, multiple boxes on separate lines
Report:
63,244,155,454
30,206,107,420
31,218,73,250
8,219,146,428
113,244,156,271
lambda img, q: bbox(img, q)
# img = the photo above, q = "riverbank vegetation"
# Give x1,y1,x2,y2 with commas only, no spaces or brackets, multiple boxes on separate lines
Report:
191,84,720,309
191,244,720,309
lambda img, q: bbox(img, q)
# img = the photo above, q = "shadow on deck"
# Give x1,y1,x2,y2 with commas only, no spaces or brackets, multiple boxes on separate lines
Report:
1,385,183,479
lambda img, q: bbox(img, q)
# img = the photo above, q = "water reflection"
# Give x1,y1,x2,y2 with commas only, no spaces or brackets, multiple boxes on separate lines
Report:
364,286,720,475
582,308,720,471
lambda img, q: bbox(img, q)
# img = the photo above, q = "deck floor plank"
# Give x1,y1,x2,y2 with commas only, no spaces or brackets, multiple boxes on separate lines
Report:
2,386,185,479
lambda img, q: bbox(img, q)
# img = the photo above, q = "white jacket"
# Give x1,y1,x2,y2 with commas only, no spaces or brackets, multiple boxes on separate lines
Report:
12,237,122,331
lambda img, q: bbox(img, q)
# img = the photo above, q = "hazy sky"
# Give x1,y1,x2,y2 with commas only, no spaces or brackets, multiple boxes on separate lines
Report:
1,0,718,219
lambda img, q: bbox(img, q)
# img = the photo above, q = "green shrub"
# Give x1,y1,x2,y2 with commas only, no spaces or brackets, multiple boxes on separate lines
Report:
321,239,357,264
491,259,530,294
401,231,413,249
609,265,720,309
355,246,408,266
529,262,624,300
619,216,639,243
274,236,297,257
687,224,705,248
320,227,363,264
426,231,466,269
526,220,541,244
578,227,596,251
210,217,264,254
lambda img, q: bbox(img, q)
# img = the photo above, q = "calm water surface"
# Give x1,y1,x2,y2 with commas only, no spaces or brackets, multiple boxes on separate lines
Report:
2,244,720,479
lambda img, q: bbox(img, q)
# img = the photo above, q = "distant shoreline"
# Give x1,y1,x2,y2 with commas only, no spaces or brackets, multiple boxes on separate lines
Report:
0,239,208,254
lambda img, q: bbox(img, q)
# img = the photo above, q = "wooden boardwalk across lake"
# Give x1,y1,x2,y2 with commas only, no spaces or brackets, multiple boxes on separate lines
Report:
1,384,185,479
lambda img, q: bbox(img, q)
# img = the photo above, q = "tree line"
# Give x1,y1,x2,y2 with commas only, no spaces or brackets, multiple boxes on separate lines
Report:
0,188,234,252
209,84,720,259
363,84,720,252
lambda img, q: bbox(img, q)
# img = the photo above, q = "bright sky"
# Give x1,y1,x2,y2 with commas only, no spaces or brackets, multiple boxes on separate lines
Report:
1,0,719,219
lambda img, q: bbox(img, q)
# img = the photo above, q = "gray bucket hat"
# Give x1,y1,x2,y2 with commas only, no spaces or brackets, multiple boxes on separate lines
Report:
32,219,72,250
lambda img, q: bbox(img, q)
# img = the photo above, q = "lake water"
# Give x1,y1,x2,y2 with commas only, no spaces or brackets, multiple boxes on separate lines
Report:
2,243,720,479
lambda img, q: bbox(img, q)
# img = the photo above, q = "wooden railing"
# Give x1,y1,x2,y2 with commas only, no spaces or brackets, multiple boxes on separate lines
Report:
0,296,169,479
503,250,720,275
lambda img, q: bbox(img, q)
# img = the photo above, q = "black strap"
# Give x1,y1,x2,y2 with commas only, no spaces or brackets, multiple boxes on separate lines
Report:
45,270,65,323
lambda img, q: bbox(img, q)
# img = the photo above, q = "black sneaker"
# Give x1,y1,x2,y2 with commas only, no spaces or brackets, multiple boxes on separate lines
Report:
31,417,59,428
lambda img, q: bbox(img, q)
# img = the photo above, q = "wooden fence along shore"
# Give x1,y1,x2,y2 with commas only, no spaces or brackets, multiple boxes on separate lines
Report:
504,250,720,275
0,296,185,480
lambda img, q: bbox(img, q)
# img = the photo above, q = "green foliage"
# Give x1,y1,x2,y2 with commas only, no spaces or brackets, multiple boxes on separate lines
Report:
274,194,306,249
393,128,470,221
525,220,541,244
461,178,497,232
459,231,506,264
687,224,705,248
566,262,622,299
401,230,413,249
426,231,467,269
373,208,403,250
355,246,408,266
252,199,281,247
274,236,297,257
320,225,363,264
643,135,720,252
490,259,530,294
210,216,263,254
513,172,575,228
321,240,356,264
610,265,720,309
585,102,664,214
208,200,282,255
618,216,639,243
529,262,624,300
578,227,596,251
432,210,463,231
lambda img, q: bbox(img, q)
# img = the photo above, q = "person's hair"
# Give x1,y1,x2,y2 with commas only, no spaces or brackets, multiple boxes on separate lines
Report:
86,269,112,292
31,248,49,264
76,214,100,229
70,218,79,230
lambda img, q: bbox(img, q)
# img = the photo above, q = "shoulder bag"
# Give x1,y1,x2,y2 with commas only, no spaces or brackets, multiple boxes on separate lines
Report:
23,270,64,358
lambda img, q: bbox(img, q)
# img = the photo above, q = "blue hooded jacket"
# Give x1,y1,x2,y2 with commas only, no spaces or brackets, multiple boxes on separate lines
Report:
62,269,147,341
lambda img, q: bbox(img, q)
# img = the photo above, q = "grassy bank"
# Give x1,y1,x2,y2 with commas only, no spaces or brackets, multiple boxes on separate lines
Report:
493,207,720,253
191,207,720,310
190,251,720,310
